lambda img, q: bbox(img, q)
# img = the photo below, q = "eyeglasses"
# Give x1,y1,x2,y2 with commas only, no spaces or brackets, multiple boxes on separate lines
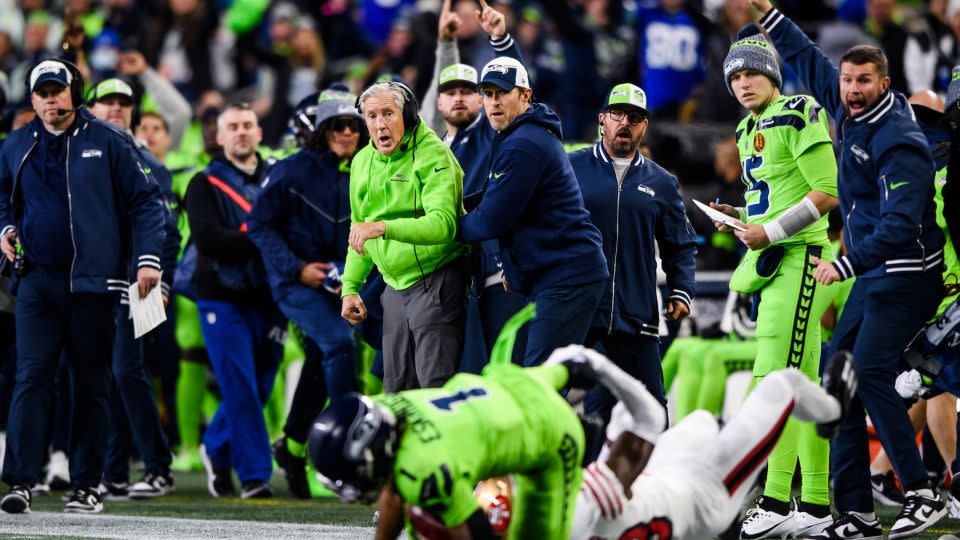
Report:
605,109,646,125
331,117,361,133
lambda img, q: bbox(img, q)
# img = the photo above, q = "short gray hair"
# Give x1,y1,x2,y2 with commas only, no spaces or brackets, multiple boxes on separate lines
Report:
357,82,407,114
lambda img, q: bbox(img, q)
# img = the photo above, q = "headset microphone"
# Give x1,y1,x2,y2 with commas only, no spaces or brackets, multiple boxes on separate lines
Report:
56,104,83,116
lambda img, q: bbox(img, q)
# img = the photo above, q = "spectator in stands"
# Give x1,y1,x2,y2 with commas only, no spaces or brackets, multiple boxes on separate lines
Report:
865,0,910,93
569,83,697,415
634,0,710,119
816,0,876,66
459,56,608,366
697,0,752,124
185,104,283,499
146,0,219,100
754,1,949,536
0,59,165,514
341,82,466,392
135,112,173,162
247,88,366,499
902,0,957,95
116,50,192,149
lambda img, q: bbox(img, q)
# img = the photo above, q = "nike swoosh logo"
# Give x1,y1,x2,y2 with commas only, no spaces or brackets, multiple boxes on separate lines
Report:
434,167,448,173
890,181,909,190
838,523,859,536
493,172,505,178
916,506,932,522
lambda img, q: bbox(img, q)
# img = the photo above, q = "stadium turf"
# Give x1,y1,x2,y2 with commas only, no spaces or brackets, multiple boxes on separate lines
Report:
1,471,958,538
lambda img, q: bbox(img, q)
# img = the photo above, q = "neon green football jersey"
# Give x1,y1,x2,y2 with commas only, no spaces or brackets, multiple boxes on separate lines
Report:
935,166,959,316
735,94,837,246
371,363,576,528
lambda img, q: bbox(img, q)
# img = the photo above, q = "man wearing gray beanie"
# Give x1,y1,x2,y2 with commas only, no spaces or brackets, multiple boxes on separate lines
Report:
710,27,840,540
747,0,949,537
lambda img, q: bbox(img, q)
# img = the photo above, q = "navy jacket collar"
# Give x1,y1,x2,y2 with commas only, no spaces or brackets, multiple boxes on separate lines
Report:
594,141,644,168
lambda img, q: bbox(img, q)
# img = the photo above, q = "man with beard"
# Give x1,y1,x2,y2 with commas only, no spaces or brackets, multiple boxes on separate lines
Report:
750,0,948,536
421,0,529,368
568,83,697,428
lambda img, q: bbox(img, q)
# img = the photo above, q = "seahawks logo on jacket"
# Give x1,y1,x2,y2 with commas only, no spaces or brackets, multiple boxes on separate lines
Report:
849,145,870,163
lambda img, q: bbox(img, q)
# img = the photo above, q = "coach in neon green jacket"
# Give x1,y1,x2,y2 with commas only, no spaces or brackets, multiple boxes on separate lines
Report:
341,81,467,391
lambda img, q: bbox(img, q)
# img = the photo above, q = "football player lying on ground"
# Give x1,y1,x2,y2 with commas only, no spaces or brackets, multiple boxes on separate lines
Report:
568,347,857,540
305,341,673,540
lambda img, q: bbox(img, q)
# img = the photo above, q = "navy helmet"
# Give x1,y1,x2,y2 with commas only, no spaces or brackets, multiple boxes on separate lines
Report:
307,393,397,504
289,91,321,147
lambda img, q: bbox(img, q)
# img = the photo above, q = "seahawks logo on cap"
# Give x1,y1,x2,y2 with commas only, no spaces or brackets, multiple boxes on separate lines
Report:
724,58,744,76
486,64,509,74
610,89,628,97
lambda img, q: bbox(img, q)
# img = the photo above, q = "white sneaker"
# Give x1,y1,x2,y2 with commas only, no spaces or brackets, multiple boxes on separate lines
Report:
741,498,796,539
949,492,960,519
45,450,70,490
794,509,833,537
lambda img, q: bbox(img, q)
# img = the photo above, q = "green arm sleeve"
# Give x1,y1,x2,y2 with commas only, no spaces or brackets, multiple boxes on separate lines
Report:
525,365,570,392
796,141,839,197
341,248,374,297
384,138,463,245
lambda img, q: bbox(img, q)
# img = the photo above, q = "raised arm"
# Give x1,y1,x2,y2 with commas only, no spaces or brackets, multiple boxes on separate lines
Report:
422,0,462,136
750,0,842,115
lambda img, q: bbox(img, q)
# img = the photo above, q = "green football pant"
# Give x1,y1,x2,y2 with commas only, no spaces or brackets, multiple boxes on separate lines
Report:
753,244,834,506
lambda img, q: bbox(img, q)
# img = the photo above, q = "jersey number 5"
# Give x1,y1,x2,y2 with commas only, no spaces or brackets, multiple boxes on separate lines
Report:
429,388,488,412
742,155,770,217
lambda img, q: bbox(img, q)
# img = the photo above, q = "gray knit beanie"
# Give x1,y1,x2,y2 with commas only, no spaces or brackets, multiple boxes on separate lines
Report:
723,33,782,96
947,66,960,111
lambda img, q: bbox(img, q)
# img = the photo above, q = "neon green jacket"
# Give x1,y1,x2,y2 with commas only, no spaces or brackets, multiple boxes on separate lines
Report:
342,120,464,295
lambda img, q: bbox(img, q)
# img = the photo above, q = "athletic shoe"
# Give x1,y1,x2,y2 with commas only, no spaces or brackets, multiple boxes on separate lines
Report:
817,350,858,439
45,450,70,490
199,445,235,498
810,512,882,539
794,504,833,537
171,450,203,472
872,470,904,506
740,498,795,539
1,484,31,514
888,489,947,539
129,472,175,499
950,473,960,519
29,482,50,496
97,480,130,501
240,481,273,499
273,438,309,499
63,487,103,514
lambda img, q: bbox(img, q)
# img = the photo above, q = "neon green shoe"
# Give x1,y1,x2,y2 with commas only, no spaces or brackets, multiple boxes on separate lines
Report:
171,450,203,472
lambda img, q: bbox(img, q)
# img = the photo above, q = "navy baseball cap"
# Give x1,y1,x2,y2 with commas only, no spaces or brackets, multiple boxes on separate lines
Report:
29,60,72,93
480,57,531,91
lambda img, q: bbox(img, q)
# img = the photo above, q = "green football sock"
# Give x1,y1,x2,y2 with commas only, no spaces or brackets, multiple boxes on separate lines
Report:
286,437,307,458
175,359,207,451
798,419,831,506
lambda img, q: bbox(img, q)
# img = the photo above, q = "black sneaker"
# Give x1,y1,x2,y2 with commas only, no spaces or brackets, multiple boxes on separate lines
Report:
240,480,273,499
888,489,947,538
817,351,858,439
63,487,103,514
200,445,235,498
98,480,130,501
273,439,309,499
871,471,904,506
1,484,32,514
810,512,882,539
129,471,175,499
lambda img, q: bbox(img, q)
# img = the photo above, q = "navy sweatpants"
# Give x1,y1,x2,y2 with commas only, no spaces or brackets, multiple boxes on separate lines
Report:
830,271,943,512
278,285,355,444
197,300,283,484
523,280,605,366
104,306,172,483
2,267,115,489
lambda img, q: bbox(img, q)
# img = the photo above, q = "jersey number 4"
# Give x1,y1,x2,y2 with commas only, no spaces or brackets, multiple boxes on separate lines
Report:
742,155,770,217
429,388,488,412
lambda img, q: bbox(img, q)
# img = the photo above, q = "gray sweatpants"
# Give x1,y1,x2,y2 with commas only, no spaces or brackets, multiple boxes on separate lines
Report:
380,262,467,392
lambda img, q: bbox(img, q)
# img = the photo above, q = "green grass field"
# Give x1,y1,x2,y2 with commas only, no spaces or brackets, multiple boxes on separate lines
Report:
0,471,958,538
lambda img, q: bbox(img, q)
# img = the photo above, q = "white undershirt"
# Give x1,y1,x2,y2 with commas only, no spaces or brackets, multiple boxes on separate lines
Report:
612,156,632,183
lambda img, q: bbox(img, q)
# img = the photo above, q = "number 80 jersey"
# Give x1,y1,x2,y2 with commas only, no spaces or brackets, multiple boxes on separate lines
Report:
735,94,837,246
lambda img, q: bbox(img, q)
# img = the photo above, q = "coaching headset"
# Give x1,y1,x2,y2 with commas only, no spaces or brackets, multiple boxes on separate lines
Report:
25,58,86,116
355,81,420,148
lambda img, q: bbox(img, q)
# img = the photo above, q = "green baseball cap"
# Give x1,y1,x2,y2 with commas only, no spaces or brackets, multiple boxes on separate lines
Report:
88,78,134,105
603,83,648,115
438,63,479,92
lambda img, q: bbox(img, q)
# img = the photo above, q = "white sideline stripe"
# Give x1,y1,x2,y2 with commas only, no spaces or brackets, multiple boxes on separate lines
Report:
0,512,381,539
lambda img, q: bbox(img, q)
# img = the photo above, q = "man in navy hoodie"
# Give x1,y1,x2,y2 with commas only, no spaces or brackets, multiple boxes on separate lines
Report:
751,0,948,536
569,83,697,414
458,56,608,366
